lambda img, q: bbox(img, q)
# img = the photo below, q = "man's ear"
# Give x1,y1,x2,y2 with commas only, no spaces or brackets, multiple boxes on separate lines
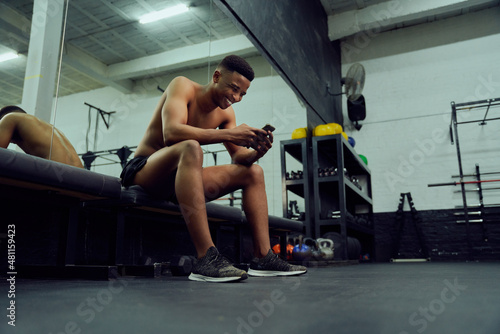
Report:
213,70,222,83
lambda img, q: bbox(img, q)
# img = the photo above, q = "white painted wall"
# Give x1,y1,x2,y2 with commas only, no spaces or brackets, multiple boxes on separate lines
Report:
53,55,307,216
340,7,500,212
51,6,500,215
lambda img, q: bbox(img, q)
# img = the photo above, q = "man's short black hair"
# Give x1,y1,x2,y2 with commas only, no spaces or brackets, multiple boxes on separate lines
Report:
218,55,255,82
0,106,26,120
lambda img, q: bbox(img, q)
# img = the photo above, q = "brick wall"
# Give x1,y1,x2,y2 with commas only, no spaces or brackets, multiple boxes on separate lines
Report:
374,206,500,262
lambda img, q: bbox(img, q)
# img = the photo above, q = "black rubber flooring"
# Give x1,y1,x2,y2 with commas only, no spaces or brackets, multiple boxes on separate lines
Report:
1,262,499,334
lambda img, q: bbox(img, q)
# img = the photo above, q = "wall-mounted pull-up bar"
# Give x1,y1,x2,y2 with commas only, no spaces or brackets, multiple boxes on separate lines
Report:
84,102,116,153
439,97,500,259
428,179,500,187
84,102,115,129
451,171,500,178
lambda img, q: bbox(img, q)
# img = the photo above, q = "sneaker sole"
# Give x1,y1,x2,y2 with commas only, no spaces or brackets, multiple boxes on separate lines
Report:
247,269,307,277
188,273,248,282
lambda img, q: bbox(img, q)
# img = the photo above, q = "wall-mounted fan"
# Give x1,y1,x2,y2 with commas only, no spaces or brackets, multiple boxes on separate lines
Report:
328,63,366,130
328,63,365,101
342,63,365,101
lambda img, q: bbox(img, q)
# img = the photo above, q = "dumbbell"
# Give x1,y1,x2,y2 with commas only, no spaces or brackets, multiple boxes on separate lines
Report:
326,210,341,219
170,255,197,276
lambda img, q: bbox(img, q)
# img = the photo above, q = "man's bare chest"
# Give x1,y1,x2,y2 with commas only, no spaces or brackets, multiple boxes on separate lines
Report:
186,106,226,129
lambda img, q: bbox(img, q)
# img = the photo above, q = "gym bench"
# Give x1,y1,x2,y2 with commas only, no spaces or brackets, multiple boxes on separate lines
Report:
0,148,303,279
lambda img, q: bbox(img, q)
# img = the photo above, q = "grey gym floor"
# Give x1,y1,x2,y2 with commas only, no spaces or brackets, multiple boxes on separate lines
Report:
2,262,499,334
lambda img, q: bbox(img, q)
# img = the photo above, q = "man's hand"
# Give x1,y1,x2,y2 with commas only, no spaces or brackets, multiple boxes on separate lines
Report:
230,123,269,150
253,128,273,156
224,123,274,165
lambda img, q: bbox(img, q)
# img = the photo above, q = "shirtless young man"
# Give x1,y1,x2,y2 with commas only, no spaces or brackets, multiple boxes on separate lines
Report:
0,106,83,168
121,55,306,282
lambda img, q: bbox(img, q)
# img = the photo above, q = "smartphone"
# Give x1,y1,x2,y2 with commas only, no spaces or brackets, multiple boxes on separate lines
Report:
262,124,276,132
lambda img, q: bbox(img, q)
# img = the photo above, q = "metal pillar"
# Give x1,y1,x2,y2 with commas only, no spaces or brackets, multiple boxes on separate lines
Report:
21,0,66,122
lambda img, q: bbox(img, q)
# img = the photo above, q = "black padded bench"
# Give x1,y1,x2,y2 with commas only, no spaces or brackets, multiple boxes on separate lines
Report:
0,148,303,277
0,148,121,200
103,185,303,264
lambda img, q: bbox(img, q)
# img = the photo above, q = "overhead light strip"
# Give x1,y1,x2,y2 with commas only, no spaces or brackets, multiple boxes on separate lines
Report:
139,4,189,24
0,52,19,63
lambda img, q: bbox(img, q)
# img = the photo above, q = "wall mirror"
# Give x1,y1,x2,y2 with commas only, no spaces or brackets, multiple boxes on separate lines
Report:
1,0,307,216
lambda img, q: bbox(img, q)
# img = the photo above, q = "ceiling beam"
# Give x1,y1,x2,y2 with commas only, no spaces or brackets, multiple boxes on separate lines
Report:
62,43,134,93
326,0,496,40
107,35,257,81
62,34,256,93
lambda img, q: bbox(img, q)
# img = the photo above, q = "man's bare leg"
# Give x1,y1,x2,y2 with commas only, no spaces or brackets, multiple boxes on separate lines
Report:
133,140,215,258
174,142,216,258
135,141,270,259
202,163,307,277
134,144,305,278
202,163,271,258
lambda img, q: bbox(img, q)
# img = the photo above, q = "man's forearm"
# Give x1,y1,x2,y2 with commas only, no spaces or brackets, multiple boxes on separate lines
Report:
164,124,232,146
232,148,261,166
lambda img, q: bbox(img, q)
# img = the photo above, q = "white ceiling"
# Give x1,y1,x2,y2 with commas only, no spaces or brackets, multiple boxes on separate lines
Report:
0,0,498,108
320,0,499,40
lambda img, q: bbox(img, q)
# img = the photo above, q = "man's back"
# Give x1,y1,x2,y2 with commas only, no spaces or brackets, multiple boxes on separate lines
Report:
0,113,83,168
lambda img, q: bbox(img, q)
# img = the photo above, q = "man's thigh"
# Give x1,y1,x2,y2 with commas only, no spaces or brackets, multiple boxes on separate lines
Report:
202,164,251,201
133,147,180,198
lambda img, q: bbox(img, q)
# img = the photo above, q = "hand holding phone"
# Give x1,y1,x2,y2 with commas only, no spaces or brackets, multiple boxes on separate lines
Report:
259,124,275,141
255,123,274,151
262,124,276,133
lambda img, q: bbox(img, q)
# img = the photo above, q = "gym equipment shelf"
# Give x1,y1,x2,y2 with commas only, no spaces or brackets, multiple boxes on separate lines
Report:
281,134,374,260
312,134,373,261
316,175,372,204
280,137,312,235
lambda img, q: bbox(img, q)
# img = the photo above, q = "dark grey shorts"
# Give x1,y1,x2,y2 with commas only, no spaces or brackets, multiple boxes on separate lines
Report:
120,155,178,204
120,156,148,187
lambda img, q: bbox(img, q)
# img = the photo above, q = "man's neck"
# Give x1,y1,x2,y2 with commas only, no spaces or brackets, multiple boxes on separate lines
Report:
197,84,218,113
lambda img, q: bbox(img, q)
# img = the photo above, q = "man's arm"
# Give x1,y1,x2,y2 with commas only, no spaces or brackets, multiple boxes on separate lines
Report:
0,115,17,149
222,113,273,166
161,76,268,148
161,77,222,146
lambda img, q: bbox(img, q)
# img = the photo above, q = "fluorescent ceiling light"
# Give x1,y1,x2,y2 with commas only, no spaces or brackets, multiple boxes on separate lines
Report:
139,4,189,24
0,52,19,63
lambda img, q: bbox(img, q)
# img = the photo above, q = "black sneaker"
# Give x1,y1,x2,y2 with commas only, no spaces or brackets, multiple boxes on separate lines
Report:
248,250,307,277
188,246,248,282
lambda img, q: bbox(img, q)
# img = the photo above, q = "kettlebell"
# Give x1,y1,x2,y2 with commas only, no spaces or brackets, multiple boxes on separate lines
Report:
316,238,334,261
303,238,323,260
272,243,294,260
292,235,312,261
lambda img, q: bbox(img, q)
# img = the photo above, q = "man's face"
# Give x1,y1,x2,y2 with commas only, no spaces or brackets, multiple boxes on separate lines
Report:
215,70,251,109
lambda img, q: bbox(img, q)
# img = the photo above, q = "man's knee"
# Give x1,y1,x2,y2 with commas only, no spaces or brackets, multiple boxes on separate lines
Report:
247,164,265,181
179,140,203,164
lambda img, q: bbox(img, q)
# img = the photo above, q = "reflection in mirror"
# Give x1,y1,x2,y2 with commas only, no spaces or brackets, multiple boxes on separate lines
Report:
0,0,75,166
49,0,305,216
0,1,32,108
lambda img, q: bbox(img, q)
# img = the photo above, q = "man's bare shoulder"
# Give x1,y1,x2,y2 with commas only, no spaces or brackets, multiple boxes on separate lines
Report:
168,76,201,93
1,112,40,124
